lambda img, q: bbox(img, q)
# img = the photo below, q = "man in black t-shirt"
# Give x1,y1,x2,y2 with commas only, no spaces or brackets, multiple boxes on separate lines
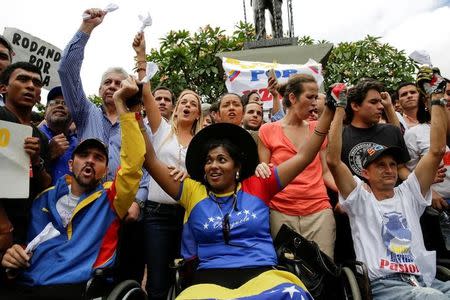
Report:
342,79,410,179
0,62,51,252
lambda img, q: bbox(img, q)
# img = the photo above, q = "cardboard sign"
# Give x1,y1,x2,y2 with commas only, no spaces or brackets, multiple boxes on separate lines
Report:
222,57,323,109
3,27,62,90
0,120,32,198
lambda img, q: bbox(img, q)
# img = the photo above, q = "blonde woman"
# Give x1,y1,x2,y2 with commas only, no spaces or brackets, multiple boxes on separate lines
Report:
133,32,203,299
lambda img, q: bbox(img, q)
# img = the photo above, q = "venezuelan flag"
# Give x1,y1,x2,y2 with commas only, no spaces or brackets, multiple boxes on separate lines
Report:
176,269,313,299
228,70,241,82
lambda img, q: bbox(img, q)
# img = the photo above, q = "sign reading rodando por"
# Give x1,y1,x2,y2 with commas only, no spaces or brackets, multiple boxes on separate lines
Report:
3,27,62,90
222,57,324,109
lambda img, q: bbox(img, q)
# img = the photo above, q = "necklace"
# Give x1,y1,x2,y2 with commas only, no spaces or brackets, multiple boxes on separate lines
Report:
403,114,418,126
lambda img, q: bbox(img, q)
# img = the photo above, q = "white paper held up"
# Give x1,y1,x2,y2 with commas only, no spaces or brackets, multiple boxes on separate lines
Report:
409,50,432,66
82,3,119,20
141,62,159,83
138,12,152,32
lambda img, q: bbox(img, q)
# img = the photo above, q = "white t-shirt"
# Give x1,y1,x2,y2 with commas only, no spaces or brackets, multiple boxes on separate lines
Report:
147,119,187,204
404,123,450,198
339,173,433,281
56,185,80,227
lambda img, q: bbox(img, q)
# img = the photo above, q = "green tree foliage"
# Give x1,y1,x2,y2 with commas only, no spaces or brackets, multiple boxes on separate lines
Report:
325,36,416,92
146,21,255,103
88,94,103,107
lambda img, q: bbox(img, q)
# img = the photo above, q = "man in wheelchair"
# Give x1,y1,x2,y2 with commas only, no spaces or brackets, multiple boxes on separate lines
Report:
327,71,450,300
0,78,145,299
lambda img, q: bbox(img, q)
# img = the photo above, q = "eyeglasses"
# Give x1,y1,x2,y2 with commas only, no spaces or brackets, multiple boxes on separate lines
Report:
47,99,65,107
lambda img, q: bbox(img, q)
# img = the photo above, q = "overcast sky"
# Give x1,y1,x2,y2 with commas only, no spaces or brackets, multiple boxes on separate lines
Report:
1,0,449,101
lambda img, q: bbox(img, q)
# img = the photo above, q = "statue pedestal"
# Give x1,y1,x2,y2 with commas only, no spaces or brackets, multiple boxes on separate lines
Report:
243,37,298,50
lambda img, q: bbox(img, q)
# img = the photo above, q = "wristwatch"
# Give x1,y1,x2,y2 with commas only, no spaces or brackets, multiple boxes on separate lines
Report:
430,98,447,106
32,158,45,174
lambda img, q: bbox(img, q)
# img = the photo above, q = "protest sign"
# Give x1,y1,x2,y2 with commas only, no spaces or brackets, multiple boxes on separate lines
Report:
222,57,323,109
3,27,62,90
0,120,32,198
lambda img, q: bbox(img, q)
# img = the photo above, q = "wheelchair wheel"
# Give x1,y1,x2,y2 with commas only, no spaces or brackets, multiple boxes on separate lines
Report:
437,265,450,281
106,280,147,300
341,266,362,300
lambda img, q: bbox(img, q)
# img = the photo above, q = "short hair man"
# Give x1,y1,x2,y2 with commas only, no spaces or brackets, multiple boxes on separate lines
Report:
0,62,52,246
0,35,14,106
396,82,421,130
153,86,175,120
1,81,145,298
327,81,450,299
38,86,78,185
342,79,410,180
242,100,263,130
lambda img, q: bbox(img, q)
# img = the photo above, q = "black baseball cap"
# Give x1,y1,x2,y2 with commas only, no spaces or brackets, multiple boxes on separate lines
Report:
361,144,402,169
72,138,108,163
47,86,63,102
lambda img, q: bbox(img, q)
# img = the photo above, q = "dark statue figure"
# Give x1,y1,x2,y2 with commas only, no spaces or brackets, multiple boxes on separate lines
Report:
251,0,283,40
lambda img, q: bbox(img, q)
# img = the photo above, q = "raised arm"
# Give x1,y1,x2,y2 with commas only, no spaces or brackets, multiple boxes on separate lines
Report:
381,91,401,128
58,8,106,128
110,77,145,218
326,107,356,199
132,32,161,134
276,105,334,187
415,93,447,197
139,81,181,198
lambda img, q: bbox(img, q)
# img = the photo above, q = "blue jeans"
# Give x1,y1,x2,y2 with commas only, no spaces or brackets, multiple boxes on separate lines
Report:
371,274,450,300
143,201,184,300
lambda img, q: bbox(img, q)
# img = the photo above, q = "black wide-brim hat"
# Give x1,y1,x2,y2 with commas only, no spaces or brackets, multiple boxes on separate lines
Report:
186,123,259,182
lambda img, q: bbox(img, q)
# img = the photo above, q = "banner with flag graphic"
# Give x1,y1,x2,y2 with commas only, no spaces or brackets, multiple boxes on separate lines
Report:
222,57,324,109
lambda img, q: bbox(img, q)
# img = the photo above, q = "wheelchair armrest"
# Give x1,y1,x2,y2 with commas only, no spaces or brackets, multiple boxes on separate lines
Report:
85,267,116,299
343,260,372,300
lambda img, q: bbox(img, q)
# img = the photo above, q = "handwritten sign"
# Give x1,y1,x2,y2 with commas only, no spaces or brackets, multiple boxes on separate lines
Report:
222,57,323,109
0,120,32,198
3,27,62,90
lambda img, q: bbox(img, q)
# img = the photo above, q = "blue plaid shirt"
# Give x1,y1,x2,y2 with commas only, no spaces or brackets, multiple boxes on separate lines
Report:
58,31,148,202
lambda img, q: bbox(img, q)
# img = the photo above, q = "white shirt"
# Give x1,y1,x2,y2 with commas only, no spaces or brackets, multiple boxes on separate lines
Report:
147,119,187,204
339,174,434,281
404,123,450,198
56,185,80,227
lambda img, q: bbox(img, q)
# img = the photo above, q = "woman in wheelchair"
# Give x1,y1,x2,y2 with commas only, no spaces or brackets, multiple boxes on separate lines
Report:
140,77,336,299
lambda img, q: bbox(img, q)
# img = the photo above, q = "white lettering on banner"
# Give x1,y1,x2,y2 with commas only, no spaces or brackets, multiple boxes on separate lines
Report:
0,120,32,198
222,57,324,109
3,27,62,90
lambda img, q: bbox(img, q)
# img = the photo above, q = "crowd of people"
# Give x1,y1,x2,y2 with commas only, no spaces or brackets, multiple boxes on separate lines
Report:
0,6,450,300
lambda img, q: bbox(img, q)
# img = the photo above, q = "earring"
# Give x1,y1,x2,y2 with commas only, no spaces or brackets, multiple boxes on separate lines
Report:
235,171,240,181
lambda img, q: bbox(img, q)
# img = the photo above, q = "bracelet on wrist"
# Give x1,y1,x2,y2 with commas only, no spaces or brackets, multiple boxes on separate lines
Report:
313,128,327,136
430,98,447,107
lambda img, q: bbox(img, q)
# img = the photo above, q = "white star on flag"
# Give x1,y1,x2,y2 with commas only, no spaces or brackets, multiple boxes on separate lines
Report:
203,222,209,229
251,213,257,219
208,217,215,223
244,209,250,215
216,216,222,221
282,285,300,299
